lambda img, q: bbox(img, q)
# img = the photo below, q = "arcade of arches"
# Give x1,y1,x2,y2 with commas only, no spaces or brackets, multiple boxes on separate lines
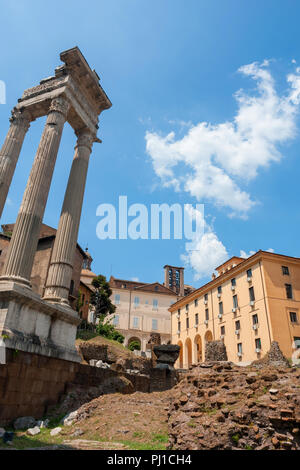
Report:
176,330,213,369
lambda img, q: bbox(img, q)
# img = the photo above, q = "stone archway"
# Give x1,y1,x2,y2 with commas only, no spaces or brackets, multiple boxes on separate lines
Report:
185,338,192,368
177,340,183,368
194,334,202,363
204,330,213,344
127,336,141,351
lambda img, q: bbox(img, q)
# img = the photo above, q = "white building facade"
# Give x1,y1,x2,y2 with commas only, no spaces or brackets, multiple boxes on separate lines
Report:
109,276,178,351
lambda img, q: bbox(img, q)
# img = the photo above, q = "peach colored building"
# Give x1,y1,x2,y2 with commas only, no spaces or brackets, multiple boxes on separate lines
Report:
108,276,178,351
170,251,300,368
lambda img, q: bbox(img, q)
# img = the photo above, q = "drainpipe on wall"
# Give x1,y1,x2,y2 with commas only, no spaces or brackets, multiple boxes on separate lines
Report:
259,261,272,347
128,289,132,330
210,290,215,339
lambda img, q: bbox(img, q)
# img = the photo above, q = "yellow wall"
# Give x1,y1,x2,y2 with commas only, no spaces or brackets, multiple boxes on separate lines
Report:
262,257,300,358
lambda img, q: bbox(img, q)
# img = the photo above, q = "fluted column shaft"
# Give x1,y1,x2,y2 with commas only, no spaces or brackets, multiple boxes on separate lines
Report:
0,109,31,218
0,96,69,286
43,130,94,304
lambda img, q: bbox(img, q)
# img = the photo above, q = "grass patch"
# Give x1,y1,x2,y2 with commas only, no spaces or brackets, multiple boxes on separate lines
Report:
0,427,67,450
121,439,168,450
187,420,196,428
231,433,241,444
152,432,168,444
76,330,99,341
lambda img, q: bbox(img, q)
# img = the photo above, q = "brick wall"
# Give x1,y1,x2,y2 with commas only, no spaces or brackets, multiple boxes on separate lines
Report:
0,349,178,425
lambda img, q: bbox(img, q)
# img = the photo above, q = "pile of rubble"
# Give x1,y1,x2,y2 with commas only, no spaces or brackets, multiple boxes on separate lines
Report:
168,361,300,450
252,341,290,368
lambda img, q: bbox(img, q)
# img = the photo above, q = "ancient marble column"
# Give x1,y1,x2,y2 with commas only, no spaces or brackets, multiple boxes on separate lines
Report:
0,108,31,218
43,129,95,305
0,96,69,287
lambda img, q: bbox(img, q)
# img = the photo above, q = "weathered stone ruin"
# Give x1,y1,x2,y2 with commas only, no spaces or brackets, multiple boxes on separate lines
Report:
252,341,290,368
153,344,180,370
205,340,228,362
168,361,300,450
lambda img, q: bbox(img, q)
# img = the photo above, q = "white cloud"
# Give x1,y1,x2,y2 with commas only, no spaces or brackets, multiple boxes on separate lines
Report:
145,61,300,217
240,247,275,258
240,249,256,258
182,231,228,281
181,206,228,280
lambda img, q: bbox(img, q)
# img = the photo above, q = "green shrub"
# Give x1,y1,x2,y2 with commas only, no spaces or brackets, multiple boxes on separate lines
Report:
95,321,125,344
128,340,141,351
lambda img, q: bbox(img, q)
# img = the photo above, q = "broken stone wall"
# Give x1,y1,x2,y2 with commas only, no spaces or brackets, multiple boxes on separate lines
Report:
205,340,228,362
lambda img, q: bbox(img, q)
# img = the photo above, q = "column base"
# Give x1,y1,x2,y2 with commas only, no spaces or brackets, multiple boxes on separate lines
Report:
42,295,71,307
0,275,31,288
0,281,81,362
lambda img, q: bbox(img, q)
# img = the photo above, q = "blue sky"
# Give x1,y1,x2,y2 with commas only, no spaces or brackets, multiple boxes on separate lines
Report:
1,0,300,288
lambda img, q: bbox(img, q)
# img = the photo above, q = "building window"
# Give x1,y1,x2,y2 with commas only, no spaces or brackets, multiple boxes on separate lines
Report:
237,343,242,354
221,325,225,336
175,270,180,288
194,298,198,307
154,285,159,291
195,313,199,325
231,278,236,287
249,286,255,302
186,317,189,329
235,320,240,331
233,294,238,308
218,285,222,294
285,284,293,299
205,308,209,321
204,293,208,302
133,317,139,328
186,303,189,312
177,321,181,332
152,319,158,330
134,296,139,307
168,269,173,288
282,266,289,276
294,337,300,349
247,268,252,278
290,312,298,323
255,338,262,350
114,294,120,305
153,299,158,309
113,315,119,326
252,314,258,325
219,302,223,315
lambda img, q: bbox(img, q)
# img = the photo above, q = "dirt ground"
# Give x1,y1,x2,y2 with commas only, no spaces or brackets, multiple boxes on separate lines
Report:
0,390,175,450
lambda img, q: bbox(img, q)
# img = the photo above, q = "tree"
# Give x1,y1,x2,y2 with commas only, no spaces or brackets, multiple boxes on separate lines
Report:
90,274,116,320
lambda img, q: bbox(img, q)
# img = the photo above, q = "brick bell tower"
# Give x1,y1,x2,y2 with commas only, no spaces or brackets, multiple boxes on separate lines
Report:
164,265,184,297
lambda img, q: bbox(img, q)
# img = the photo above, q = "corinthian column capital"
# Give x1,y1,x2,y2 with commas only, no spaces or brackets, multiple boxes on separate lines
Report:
48,95,70,119
75,129,96,152
9,107,31,131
